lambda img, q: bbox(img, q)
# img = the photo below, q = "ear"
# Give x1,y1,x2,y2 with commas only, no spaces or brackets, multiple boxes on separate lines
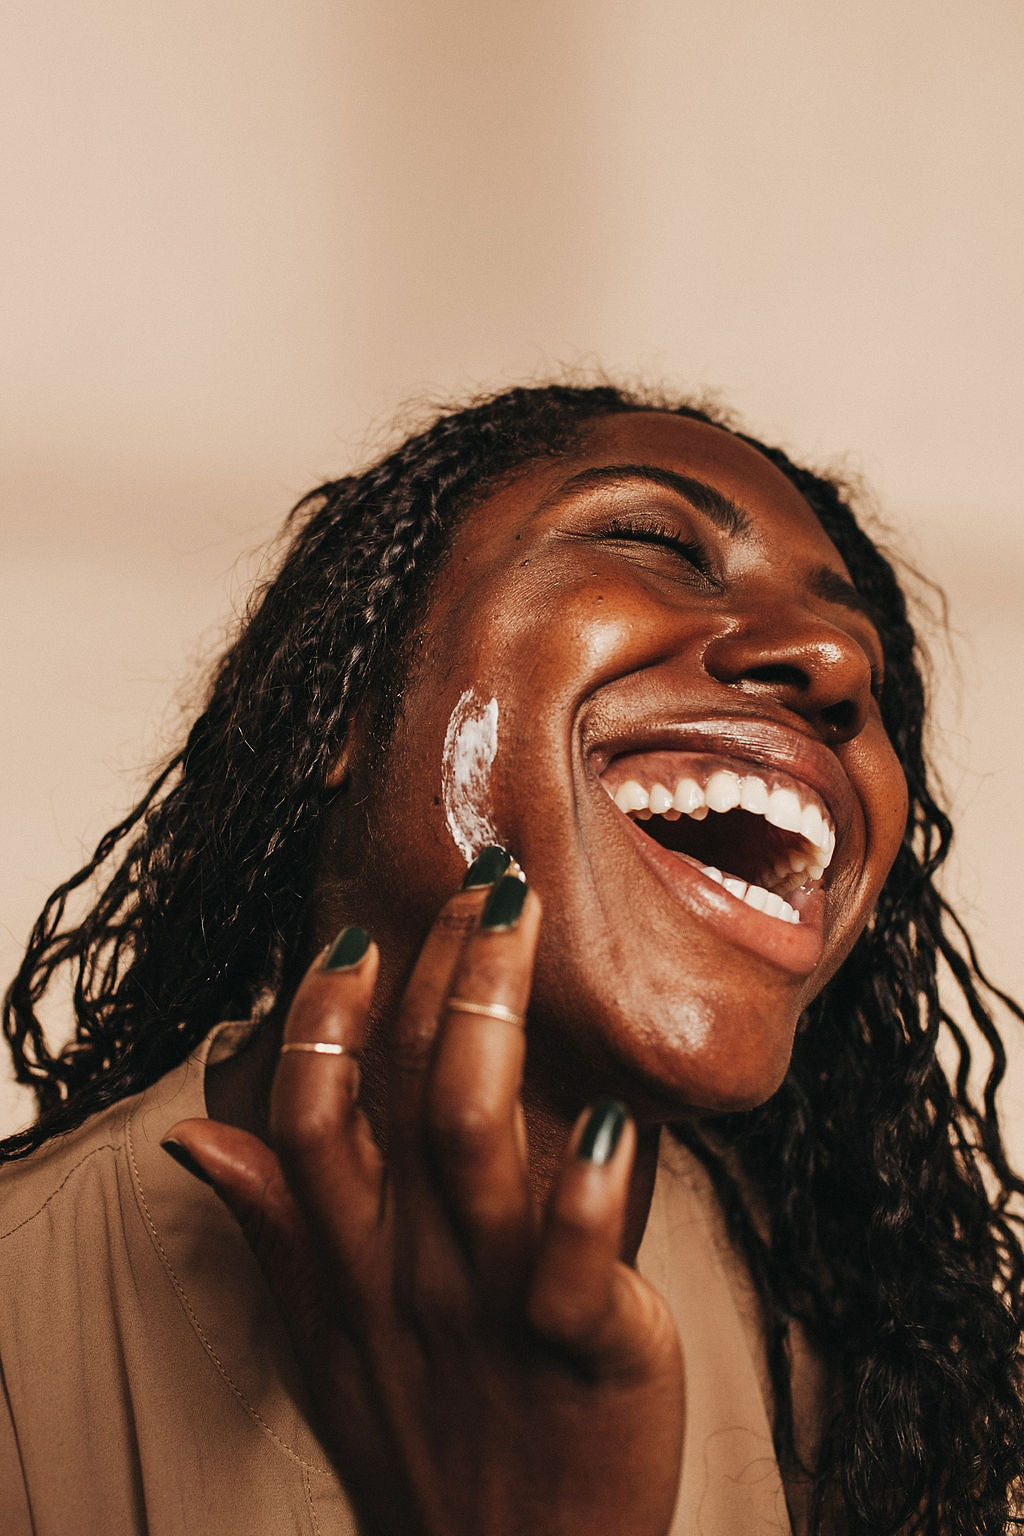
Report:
324,751,349,791
324,714,362,790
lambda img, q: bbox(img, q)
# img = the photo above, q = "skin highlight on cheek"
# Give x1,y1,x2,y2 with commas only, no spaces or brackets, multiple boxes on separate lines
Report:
441,688,500,864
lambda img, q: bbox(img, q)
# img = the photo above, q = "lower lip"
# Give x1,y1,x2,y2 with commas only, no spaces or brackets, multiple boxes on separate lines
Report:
613,804,827,977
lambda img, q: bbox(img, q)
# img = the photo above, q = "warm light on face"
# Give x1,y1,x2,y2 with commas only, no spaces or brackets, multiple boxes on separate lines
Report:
342,413,908,1119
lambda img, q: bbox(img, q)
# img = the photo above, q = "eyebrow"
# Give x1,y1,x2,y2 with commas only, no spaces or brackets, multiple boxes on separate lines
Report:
539,463,753,538
807,564,883,629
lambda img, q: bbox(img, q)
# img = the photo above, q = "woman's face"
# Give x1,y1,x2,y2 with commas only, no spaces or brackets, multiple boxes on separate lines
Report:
335,412,908,1120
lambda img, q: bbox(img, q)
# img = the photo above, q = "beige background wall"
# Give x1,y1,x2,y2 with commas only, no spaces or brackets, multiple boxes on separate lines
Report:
3,1,1022,1148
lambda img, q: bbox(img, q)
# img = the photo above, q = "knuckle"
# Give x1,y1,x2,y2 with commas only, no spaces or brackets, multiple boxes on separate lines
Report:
630,1284,679,1360
548,1200,600,1246
287,983,357,1042
528,1282,602,1345
433,906,478,937
457,951,516,997
459,1185,517,1233
428,1097,503,1164
275,1102,339,1160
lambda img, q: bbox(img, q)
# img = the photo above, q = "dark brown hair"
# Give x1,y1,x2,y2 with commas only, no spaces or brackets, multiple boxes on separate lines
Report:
5,382,1023,1532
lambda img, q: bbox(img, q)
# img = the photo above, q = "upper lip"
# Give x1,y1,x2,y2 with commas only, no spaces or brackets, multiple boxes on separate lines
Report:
583,713,857,844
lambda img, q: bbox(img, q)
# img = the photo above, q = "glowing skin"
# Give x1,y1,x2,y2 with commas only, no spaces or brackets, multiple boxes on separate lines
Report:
322,412,908,1149
441,689,500,863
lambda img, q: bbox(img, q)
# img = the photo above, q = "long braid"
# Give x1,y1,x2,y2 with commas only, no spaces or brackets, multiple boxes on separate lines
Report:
1,383,635,1156
3,382,1022,1529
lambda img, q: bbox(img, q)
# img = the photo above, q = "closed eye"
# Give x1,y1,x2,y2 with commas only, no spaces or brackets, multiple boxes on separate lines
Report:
590,516,719,585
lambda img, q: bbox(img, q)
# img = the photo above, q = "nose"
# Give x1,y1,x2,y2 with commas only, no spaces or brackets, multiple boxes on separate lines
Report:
701,601,876,744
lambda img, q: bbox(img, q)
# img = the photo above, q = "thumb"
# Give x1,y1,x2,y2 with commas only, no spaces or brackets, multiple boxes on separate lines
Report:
162,1118,312,1285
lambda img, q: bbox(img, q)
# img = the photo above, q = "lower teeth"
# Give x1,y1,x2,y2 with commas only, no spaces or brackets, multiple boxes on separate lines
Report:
701,866,800,924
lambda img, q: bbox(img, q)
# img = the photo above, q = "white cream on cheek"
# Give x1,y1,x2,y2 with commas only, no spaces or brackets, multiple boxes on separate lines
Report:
441,689,500,864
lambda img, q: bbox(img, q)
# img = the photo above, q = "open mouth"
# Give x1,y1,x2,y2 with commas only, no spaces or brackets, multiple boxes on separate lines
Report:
599,751,835,927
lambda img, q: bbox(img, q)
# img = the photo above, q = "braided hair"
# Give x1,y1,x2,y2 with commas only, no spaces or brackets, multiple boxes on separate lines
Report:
3,382,1023,1531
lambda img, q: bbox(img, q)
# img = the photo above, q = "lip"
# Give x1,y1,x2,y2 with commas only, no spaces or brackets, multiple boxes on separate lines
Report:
582,715,859,978
586,715,855,838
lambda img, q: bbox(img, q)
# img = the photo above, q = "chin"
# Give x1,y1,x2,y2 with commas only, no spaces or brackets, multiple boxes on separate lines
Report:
577,989,801,1123
644,1048,794,1120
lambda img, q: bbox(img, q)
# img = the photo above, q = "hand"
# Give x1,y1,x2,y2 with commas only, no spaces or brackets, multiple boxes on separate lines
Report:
168,873,685,1536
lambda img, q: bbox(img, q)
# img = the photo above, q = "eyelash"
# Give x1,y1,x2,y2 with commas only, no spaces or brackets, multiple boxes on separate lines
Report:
599,516,716,581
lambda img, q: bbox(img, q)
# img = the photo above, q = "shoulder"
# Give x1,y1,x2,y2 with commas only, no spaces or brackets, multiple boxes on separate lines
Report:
0,1026,228,1254
0,1095,133,1249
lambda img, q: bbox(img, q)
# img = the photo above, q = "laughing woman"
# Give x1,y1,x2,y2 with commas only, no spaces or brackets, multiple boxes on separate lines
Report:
2,383,1023,1535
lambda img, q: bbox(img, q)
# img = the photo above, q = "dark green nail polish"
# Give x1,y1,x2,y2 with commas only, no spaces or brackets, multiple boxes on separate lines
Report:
323,925,370,971
462,846,512,889
578,1100,627,1166
480,874,528,931
161,1140,214,1186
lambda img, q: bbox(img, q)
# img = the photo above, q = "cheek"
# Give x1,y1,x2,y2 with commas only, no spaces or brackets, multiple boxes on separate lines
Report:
426,571,686,866
864,737,910,894
819,736,909,984
490,576,667,715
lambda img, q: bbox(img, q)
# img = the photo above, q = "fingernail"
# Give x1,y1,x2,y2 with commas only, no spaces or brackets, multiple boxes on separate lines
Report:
161,1139,214,1186
577,1100,627,1166
480,874,528,931
461,845,512,889
323,925,370,971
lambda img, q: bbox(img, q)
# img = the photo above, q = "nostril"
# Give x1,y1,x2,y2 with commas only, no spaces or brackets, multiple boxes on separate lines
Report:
820,699,859,736
746,663,808,690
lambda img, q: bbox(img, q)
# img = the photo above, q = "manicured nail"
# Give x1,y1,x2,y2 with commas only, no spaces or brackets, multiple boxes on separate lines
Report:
161,1139,214,1186
481,874,528,931
461,845,512,889
323,925,370,971
577,1100,627,1165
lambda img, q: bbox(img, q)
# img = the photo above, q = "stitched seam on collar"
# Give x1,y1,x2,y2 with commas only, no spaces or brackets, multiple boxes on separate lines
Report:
125,1102,333,1477
302,1466,324,1536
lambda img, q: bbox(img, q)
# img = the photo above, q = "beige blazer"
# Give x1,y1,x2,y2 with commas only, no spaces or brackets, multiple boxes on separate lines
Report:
0,1024,826,1534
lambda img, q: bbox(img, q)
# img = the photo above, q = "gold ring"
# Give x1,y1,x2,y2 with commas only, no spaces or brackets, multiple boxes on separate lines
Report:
280,1041,356,1057
446,998,526,1028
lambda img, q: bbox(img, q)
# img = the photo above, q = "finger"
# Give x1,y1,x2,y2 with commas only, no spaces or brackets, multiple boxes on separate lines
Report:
270,925,384,1256
386,862,522,1323
386,846,514,1145
528,1100,672,1375
164,1117,368,1380
385,892,489,1151
424,876,540,1296
162,1118,318,1302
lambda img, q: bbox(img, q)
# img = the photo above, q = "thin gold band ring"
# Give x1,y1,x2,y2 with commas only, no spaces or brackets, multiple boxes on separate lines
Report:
446,998,526,1029
280,1041,357,1058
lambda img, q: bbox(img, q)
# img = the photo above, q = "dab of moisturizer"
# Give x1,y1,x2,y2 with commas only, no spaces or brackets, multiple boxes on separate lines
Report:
441,689,500,863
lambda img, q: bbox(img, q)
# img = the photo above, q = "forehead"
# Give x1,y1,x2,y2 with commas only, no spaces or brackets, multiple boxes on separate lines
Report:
457,410,846,577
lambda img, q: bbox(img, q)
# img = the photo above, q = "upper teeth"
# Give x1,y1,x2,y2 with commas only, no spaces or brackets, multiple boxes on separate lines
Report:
609,768,835,883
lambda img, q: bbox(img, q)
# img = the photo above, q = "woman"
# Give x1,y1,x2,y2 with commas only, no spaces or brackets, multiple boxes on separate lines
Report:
2,383,1022,1535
